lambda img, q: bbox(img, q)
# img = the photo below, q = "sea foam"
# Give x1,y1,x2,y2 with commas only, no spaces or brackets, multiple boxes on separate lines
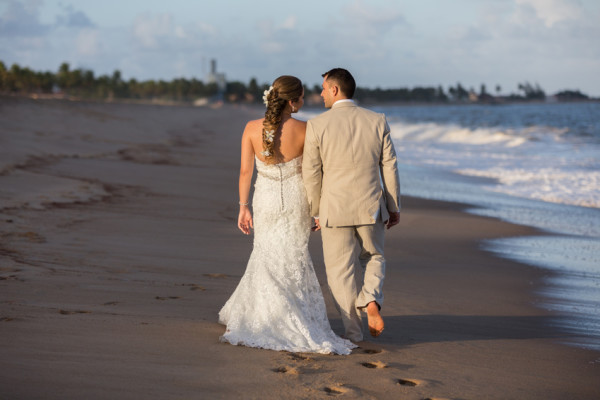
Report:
388,120,600,209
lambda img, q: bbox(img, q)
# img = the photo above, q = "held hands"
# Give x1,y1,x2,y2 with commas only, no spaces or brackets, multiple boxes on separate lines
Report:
311,217,321,232
238,206,253,235
386,212,400,229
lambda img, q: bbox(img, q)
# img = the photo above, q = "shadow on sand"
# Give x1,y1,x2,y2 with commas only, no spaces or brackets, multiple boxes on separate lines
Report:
331,314,573,346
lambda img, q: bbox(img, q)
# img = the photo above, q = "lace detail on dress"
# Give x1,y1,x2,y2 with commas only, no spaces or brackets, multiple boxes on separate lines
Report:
255,157,302,211
218,156,356,355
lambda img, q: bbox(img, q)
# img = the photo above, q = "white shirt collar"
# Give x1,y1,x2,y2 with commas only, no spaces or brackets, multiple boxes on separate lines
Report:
333,99,355,106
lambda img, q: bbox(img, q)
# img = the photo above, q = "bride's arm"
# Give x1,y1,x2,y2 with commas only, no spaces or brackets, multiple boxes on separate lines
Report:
238,122,255,235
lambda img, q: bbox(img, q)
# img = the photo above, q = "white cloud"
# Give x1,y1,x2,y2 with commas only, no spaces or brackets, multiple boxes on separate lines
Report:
515,0,584,27
287,0,407,73
279,16,297,30
337,0,406,49
0,0,47,36
132,13,174,49
196,22,217,36
342,0,405,28
56,4,95,28
260,41,284,54
76,29,102,56
252,16,302,57
174,25,186,39
448,25,492,42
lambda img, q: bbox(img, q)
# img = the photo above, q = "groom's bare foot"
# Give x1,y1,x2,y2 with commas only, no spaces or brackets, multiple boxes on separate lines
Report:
366,302,384,337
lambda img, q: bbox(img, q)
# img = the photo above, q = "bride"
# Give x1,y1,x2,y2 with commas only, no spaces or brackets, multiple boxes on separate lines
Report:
218,76,356,355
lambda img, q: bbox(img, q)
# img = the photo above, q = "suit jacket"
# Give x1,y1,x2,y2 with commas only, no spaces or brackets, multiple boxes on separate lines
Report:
302,101,401,227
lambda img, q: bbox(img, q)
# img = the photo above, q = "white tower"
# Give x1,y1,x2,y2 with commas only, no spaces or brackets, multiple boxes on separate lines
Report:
207,59,226,92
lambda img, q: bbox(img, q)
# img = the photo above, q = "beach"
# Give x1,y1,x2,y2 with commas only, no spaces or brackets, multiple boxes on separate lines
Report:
1,97,599,399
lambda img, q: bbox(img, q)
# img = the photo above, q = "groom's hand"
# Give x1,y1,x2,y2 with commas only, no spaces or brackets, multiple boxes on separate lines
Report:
311,217,321,232
386,212,400,229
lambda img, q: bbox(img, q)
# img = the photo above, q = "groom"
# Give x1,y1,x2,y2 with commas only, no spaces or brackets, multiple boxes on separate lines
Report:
302,68,401,342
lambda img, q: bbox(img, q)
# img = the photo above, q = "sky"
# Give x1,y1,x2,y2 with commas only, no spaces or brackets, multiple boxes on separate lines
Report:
1,0,599,96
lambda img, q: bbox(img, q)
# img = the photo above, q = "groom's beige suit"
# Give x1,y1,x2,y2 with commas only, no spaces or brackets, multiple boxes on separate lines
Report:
302,100,401,342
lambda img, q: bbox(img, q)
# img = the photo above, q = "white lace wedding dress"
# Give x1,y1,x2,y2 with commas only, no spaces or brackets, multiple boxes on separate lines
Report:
218,156,356,355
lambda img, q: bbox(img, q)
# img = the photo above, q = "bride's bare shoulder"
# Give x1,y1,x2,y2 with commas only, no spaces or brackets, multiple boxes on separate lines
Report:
292,118,307,134
294,118,307,127
243,118,264,135
247,118,265,126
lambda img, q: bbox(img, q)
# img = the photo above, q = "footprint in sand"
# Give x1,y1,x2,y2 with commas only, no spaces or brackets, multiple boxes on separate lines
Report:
270,353,315,378
17,231,46,243
361,361,388,369
396,378,421,387
323,386,347,396
272,366,300,375
59,309,92,315
155,296,181,300
323,385,362,397
288,353,312,361
361,348,383,354
175,283,206,291
203,273,229,279
0,267,20,273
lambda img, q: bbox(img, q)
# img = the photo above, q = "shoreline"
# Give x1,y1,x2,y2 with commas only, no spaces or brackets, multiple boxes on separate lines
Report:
1,98,598,399
3,92,600,111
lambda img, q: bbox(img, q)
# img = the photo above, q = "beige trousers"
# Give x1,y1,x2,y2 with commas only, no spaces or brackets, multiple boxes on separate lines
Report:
321,220,386,342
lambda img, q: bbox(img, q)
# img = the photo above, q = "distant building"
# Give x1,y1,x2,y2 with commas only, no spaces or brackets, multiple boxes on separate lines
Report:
468,90,479,102
207,59,226,93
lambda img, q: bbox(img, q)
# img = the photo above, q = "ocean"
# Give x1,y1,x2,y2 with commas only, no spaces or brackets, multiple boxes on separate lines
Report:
301,101,600,350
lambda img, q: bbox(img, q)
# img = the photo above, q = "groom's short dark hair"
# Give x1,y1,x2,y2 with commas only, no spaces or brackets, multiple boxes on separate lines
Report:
322,68,356,99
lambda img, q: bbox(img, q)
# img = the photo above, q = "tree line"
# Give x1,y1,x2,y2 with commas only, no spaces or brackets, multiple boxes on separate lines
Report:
0,61,221,101
0,61,592,104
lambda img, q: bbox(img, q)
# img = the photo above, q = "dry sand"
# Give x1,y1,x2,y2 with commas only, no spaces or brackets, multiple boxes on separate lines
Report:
0,97,599,399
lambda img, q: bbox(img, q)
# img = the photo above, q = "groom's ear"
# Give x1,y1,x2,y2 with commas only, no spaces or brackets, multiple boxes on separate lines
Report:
331,84,339,97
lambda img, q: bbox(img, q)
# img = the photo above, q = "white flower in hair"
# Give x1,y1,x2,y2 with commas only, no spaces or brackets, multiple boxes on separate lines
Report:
263,86,274,106
264,129,275,143
261,150,271,157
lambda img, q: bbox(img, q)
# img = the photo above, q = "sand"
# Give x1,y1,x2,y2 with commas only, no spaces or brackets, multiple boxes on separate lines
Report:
0,97,598,399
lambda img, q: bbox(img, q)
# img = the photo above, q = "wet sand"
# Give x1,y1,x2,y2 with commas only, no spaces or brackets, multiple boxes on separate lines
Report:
1,97,599,399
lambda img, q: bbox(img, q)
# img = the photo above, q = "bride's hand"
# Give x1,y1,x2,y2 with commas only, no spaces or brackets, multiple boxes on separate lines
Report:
311,217,321,232
238,206,253,235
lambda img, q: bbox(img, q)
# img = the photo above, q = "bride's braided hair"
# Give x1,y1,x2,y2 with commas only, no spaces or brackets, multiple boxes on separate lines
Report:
262,75,303,164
